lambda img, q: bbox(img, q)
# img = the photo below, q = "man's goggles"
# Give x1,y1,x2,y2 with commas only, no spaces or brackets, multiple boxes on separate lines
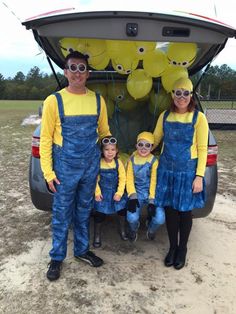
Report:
172,89,192,99
66,63,87,73
137,141,152,149
102,137,117,145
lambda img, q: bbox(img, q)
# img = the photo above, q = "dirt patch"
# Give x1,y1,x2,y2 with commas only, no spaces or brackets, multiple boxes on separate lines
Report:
0,111,236,313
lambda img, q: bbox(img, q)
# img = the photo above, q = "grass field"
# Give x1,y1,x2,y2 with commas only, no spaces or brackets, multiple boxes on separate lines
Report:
0,100,42,111
201,100,236,109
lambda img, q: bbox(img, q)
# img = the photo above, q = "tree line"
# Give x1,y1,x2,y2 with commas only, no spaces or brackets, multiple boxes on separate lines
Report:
0,64,235,100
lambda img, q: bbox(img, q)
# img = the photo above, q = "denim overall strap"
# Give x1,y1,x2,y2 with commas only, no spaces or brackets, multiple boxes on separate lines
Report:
54,92,65,123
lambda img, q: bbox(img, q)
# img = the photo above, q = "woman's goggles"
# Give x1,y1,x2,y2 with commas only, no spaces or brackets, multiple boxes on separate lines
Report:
173,89,192,99
66,63,87,73
102,137,117,145
137,141,152,149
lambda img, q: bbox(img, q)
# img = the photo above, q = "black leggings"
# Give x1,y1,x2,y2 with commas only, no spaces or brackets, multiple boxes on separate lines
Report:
165,207,192,250
94,209,126,223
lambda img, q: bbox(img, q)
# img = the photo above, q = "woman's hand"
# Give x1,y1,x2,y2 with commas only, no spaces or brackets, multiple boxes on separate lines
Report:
48,177,60,193
95,194,103,202
192,176,203,193
113,193,121,202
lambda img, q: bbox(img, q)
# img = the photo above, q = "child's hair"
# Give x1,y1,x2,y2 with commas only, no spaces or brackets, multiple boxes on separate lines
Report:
100,136,119,159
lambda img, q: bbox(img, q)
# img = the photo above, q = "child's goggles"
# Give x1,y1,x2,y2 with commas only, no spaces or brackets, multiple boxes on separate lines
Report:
172,89,192,99
137,141,152,149
102,137,117,145
66,63,87,73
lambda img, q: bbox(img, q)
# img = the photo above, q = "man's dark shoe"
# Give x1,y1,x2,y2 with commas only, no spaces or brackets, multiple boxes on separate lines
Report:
164,248,177,267
174,248,187,270
75,251,104,267
46,260,62,281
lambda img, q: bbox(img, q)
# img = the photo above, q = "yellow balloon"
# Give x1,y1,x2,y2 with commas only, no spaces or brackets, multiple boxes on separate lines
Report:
59,38,79,57
167,42,197,68
77,38,110,69
106,40,136,59
107,82,129,102
143,49,168,78
111,56,139,75
161,66,188,93
127,69,153,100
87,83,107,98
117,94,137,112
149,88,172,116
105,97,115,118
134,41,156,59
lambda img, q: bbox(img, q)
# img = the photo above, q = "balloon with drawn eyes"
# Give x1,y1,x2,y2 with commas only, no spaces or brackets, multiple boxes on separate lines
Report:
161,66,188,93
167,43,197,68
107,82,129,103
127,69,153,100
111,56,139,75
134,41,156,59
143,49,168,78
76,38,110,70
59,38,79,57
106,40,137,59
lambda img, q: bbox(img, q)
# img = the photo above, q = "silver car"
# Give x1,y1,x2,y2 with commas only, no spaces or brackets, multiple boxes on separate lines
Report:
24,7,235,217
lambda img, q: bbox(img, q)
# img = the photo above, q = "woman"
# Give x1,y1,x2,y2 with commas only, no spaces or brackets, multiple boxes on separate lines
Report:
153,77,209,270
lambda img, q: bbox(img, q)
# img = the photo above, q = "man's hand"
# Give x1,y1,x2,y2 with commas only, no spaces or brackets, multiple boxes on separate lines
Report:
128,199,140,213
192,176,203,193
48,177,60,193
95,194,103,202
113,193,121,202
148,203,156,217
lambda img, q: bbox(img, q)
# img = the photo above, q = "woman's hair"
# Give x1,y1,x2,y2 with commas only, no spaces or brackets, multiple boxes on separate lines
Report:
170,97,196,112
100,136,119,159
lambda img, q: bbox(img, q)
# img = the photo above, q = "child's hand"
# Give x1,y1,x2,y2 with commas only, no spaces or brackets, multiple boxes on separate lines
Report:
192,176,203,193
113,194,121,202
128,199,140,213
95,194,103,202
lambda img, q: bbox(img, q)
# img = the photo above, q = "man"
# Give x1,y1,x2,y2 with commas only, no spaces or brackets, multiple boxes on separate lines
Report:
40,51,111,281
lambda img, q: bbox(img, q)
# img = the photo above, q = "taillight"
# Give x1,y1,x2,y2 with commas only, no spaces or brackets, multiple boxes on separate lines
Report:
207,145,218,166
32,136,40,158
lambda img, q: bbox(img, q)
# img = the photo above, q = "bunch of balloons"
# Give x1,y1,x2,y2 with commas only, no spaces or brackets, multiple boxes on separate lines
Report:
60,37,197,106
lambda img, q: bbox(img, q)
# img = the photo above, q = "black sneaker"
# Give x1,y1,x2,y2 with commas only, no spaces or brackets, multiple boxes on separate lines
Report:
75,251,104,267
146,229,156,240
46,260,62,281
128,230,138,242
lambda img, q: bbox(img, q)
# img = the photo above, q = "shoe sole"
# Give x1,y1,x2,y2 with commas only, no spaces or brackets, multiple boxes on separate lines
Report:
74,256,103,267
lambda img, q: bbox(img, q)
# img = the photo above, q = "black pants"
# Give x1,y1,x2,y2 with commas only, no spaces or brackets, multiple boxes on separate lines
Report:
94,209,126,223
165,207,192,250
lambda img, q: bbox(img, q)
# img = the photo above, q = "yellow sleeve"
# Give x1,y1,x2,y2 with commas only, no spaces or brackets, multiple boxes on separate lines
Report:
116,160,126,197
39,94,58,182
98,96,111,139
153,111,165,150
196,113,209,176
126,159,136,197
149,159,158,200
95,175,101,196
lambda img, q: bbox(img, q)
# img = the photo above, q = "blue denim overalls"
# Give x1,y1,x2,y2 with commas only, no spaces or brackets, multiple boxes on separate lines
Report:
94,159,127,214
127,155,165,232
50,92,101,261
155,110,206,211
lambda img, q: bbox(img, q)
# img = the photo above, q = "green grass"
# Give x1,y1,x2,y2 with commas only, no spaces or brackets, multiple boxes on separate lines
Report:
0,100,42,111
201,100,236,109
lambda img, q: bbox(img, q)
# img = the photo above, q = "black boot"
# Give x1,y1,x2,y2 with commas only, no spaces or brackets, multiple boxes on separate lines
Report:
118,216,128,241
164,247,177,267
93,222,102,248
174,247,187,270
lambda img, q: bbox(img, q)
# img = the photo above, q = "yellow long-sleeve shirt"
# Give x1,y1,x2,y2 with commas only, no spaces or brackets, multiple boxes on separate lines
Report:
153,110,209,177
95,159,126,197
40,88,111,182
126,152,158,200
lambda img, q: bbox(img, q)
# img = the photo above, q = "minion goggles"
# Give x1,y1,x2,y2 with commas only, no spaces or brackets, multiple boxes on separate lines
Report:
102,137,117,145
172,89,192,99
66,63,87,73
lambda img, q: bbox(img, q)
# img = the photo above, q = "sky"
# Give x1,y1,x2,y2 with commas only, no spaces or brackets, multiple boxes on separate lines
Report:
0,0,235,78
